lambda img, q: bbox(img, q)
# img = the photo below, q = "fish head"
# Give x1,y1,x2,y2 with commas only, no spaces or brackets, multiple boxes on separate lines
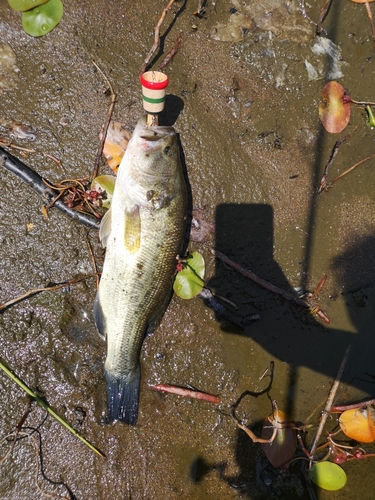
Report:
128,116,180,176
115,116,184,209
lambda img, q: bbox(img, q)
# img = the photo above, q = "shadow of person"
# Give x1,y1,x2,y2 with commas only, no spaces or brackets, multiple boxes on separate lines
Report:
205,204,375,497
208,203,375,393
331,234,375,389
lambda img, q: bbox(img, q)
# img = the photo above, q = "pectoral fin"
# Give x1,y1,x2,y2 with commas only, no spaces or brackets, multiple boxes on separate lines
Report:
99,208,112,248
124,205,141,253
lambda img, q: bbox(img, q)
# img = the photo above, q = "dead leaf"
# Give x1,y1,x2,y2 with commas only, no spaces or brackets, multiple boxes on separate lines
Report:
319,81,351,134
100,121,131,173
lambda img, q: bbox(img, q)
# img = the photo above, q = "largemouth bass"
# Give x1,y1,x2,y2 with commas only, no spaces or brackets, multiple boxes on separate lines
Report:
94,116,187,425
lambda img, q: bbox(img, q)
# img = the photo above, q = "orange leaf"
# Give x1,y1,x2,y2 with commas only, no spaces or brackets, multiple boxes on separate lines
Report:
339,406,375,443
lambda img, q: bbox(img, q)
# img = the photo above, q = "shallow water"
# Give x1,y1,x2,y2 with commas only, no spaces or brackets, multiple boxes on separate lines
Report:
0,1,375,499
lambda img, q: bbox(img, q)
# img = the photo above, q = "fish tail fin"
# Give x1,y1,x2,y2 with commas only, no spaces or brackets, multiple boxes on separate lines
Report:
105,366,141,425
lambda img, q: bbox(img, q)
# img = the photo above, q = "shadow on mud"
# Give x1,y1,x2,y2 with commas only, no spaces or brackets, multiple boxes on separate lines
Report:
203,203,375,498
209,203,375,389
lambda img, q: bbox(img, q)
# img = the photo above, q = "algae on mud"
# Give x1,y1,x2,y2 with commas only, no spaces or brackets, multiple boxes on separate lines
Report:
0,0,375,499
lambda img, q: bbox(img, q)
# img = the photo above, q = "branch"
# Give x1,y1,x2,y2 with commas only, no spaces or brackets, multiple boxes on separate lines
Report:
0,147,100,229
140,0,176,75
308,345,351,463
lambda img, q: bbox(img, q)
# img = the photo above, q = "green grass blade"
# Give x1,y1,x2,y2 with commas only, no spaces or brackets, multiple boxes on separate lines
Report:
0,359,105,458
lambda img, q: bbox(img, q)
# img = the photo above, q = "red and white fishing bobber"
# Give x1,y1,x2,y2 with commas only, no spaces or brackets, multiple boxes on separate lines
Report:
140,71,169,126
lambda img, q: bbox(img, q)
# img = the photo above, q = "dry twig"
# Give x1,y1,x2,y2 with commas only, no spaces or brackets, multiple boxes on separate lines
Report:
212,249,309,307
308,345,351,463
317,133,352,193
0,275,97,313
212,249,330,323
316,0,333,34
86,236,100,289
150,383,221,403
193,0,206,16
91,60,117,181
328,152,375,187
0,138,36,153
140,0,176,75
159,31,183,70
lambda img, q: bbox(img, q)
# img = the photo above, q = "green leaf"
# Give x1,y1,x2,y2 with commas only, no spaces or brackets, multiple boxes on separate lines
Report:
186,252,205,280
173,252,205,299
309,462,347,491
8,0,50,12
366,105,375,128
21,0,63,36
91,175,116,209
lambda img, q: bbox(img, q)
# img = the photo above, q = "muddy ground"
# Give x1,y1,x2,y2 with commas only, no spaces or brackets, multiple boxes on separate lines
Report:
0,0,375,499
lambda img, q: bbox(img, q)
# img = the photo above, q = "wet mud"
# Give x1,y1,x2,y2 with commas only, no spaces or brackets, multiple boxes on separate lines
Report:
0,1,375,499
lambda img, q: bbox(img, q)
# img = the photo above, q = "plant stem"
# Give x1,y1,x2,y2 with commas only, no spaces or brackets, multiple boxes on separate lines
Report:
0,359,105,458
348,98,375,106
329,153,375,185
332,398,375,413
365,2,375,41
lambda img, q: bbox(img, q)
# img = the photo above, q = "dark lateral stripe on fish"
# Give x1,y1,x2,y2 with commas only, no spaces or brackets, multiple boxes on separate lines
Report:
105,367,141,425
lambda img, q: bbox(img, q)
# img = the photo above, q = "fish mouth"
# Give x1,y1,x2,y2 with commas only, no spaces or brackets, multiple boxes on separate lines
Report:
132,115,175,142
139,127,175,142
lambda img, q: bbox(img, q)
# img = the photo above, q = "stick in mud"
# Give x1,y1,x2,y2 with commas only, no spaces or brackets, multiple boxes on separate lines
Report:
212,249,310,308
317,133,351,193
316,0,333,34
328,152,375,187
150,384,221,403
0,275,97,313
159,31,183,70
91,60,116,181
0,147,100,229
140,0,176,76
308,345,351,463
212,249,330,323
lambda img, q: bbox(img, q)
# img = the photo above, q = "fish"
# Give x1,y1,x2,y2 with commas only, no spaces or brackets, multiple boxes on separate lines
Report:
93,116,187,425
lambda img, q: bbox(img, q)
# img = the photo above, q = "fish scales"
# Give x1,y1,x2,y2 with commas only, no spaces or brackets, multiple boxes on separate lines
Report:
94,116,187,425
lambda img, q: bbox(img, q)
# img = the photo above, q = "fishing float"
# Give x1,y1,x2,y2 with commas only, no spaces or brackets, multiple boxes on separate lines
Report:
140,71,169,126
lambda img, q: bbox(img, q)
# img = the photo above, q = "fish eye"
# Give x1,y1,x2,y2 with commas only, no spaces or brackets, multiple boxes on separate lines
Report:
164,146,170,155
